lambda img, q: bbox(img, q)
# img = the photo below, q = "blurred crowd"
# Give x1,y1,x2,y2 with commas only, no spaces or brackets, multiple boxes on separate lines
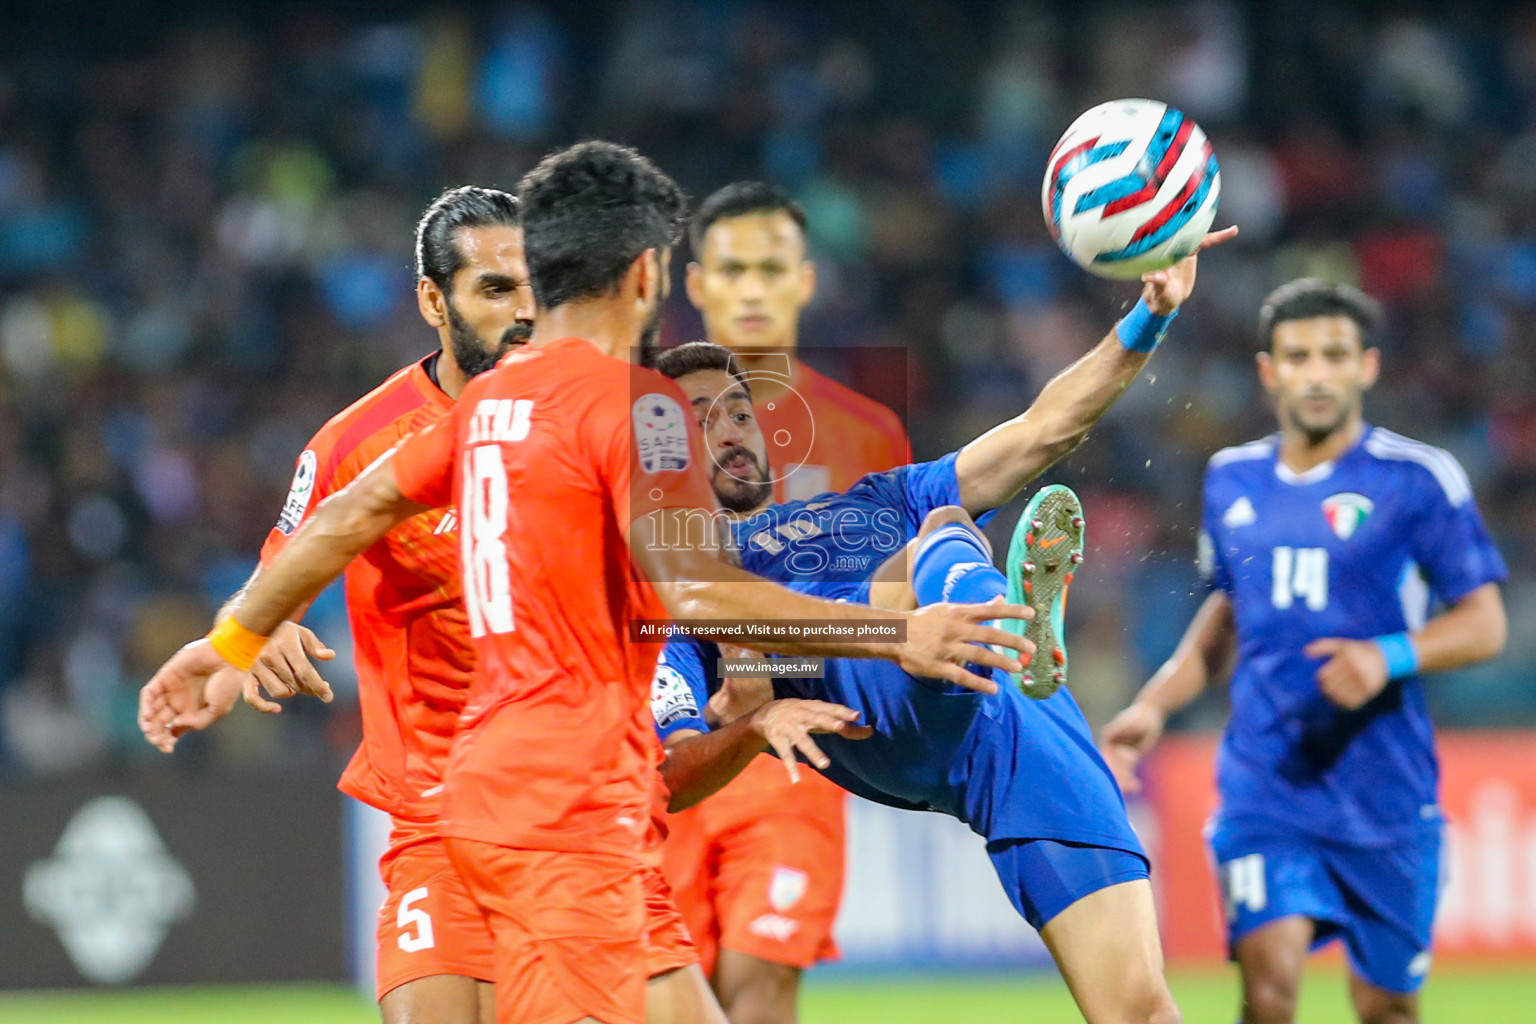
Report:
2,0,1534,777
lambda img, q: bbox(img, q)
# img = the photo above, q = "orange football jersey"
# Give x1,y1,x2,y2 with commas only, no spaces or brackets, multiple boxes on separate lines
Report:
763,360,910,503
260,356,466,822
392,336,718,858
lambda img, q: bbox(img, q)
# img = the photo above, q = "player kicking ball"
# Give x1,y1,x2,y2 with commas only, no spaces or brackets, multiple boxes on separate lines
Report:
1101,279,1507,1024
650,221,1233,1024
139,141,1034,1024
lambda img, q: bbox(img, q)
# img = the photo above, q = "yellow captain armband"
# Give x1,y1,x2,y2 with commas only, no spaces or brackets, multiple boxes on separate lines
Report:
207,615,269,672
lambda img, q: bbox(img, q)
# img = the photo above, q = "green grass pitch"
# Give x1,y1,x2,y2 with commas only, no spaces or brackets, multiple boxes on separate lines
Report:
0,966,1529,1022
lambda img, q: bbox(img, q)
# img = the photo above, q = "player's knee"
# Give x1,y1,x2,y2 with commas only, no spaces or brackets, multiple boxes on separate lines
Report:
1082,974,1180,1024
1351,988,1417,1024
1356,1009,1417,1024
1241,975,1300,1024
379,974,486,1024
714,955,799,1024
917,504,974,539
1146,998,1183,1024
1122,983,1181,1024
719,986,794,1024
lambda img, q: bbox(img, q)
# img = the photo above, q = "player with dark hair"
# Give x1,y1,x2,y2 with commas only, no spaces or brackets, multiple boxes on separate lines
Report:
649,223,1233,1024
138,181,738,1024
1101,278,1508,1024
139,141,1032,1024
415,186,533,382
685,180,908,503
667,180,910,1024
141,185,530,1024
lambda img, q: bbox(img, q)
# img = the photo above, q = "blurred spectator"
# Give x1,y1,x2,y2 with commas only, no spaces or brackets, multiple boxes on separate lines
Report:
1,0,1534,777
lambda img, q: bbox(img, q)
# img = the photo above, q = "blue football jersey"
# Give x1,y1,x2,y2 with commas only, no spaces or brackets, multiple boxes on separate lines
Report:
653,631,1143,854
1200,426,1507,846
652,452,970,740
732,451,973,593
652,450,1142,855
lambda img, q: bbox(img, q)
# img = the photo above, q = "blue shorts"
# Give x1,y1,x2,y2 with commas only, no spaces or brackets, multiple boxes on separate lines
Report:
1207,817,1443,994
987,838,1150,931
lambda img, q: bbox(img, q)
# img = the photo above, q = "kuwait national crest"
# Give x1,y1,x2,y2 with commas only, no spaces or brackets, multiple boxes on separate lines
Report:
1322,492,1374,540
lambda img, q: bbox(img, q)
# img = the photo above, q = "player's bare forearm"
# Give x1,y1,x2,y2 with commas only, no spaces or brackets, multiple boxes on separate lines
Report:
1137,590,1235,716
635,509,1035,691
656,573,903,656
955,227,1237,514
955,334,1148,513
226,456,426,635
1411,582,1506,672
216,568,314,626
215,571,255,622
635,510,1032,690
661,698,869,809
660,722,769,811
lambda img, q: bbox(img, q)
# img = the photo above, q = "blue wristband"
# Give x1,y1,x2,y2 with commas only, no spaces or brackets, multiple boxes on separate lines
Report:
1115,298,1177,353
1373,632,1420,679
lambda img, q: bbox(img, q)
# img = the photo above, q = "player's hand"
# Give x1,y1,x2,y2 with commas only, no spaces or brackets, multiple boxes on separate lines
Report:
898,598,1035,695
750,699,874,784
1099,702,1167,795
138,639,240,752
243,621,336,713
1307,637,1390,710
1141,225,1239,315
140,666,239,752
709,646,774,726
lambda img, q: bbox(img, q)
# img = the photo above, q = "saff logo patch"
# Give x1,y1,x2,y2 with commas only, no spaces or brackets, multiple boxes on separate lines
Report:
632,393,691,474
650,660,699,729
1322,492,1373,541
275,449,319,535
768,866,808,913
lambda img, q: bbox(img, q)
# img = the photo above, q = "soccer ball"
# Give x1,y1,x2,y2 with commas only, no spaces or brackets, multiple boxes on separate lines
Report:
1042,98,1220,280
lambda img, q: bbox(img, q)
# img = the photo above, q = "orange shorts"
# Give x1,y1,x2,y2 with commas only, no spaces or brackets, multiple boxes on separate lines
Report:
375,819,496,1001
444,837,648,1024
662,761,845,975
643,862,699,977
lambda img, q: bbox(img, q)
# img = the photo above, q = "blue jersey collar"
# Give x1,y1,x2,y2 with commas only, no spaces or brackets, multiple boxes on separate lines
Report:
1272,423,1373,487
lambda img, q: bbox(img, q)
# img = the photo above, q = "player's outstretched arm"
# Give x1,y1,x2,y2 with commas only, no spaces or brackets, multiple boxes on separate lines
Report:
1307,582,1506,711
1101,590,1236,795
632,509,1034,694
660,702,873,812
955,226,1238,515
224,453,427,637
139,452,428,737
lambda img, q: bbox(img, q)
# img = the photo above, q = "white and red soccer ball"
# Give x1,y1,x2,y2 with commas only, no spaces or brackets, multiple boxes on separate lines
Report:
1042,98,1221,280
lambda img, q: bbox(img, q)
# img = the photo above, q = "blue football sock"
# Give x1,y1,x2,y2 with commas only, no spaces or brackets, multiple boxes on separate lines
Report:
911,523,1010,682
911,523,1008,610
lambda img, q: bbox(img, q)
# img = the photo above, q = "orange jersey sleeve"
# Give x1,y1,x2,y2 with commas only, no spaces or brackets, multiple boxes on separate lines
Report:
260,446,335,566
761,361,912,501
394,403,462,510
612,369,721,529
255,358,470,821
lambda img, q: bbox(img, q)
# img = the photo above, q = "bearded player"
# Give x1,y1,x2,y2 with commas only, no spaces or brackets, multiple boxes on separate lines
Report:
664,182,910,1023
140,142,1034,1024
140,186,722,1024
652,220,1234,1024
1101,279,1507,1024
